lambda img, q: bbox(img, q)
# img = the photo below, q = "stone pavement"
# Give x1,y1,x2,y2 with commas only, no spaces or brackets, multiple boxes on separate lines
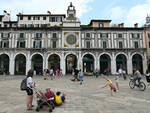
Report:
0,75,150,113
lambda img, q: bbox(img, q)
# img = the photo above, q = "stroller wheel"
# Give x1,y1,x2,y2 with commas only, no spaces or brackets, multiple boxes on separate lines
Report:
35,108,39,112
49,109,52,112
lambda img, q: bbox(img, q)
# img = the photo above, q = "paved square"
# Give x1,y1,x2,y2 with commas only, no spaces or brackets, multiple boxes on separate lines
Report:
0,75,150,113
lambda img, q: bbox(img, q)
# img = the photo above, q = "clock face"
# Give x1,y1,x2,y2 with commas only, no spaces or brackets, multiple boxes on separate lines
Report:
66,35,77,45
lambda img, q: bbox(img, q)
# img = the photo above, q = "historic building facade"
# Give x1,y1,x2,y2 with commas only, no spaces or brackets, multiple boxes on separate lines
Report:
144,16,150,71
0,3,147,75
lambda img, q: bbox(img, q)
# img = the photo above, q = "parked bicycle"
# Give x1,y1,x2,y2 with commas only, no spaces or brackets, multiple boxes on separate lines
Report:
129,77,146,91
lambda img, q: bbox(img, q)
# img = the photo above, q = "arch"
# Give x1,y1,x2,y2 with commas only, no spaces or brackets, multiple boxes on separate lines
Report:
48,54,60,71
0,52,10,58
131,52,144,59
115,52,128,59
65,54,78,74
132,54,143,74
31,54,43,75
15,54,26,75
30,52,44,60
99,54,111,75
99,52,112,60
82,53,95,73
46,52,61,62
64,52,78,60
116,54,127,72
14,52,27,60
0,54,10,75
82,52,96,60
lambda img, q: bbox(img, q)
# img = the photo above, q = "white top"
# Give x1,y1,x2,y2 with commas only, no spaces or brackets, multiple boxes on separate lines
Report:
118,69,123,74
27,77,33,89
50,69,53,74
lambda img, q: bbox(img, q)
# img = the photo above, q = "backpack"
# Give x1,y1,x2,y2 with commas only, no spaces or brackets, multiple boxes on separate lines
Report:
20,78,27,91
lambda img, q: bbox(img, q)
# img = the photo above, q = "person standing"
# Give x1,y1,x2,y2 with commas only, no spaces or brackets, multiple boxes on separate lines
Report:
115,72,119,91
26,69,35,110
50,68,54,80
79,69,83,85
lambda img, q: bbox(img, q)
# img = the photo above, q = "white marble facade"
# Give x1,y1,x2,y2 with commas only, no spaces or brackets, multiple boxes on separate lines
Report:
0,3,147,75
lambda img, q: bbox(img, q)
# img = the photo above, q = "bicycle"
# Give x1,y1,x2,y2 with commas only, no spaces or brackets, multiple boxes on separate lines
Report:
129,77,146,91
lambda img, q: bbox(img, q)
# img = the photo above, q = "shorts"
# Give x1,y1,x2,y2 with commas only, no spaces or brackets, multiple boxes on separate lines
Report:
26,87,33,96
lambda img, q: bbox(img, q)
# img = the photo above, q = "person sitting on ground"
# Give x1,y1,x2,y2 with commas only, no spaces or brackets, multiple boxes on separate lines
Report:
44,88,55,103
101,76,116,96
61,92,67,103
55,91,62,106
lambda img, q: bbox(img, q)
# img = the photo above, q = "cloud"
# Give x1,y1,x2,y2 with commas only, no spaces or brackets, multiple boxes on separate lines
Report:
125,4,150,27
0,0,93,20
108,0,150,27
108,6,127,21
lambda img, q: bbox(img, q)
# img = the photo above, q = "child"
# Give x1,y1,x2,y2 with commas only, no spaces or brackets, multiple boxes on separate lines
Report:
115,72,119,91
55,92,62,106
61,93,66,103
101,76,116,96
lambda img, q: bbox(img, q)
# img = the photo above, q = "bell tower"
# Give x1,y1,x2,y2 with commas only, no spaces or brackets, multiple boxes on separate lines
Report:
67,2,76,20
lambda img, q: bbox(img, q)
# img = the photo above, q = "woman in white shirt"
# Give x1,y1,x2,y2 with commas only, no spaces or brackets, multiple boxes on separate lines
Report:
26,69,35,110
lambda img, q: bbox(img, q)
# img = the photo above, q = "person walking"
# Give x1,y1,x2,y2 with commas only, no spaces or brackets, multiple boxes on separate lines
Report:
50,68,54,80
26,69,35,110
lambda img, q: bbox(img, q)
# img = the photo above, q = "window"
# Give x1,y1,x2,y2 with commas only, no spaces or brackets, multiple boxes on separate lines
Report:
86,33,90,38
100,33,108,38
103,41,107,48
132,33,140,38
35,24,39,27
52,41,56,48
56,17,62,22
149,41,150,48
43,16,46,20
35,33,42,38
119,41,123,48
20,33,24,38
33,41,42,48
17,41,25,48
0,24,1,27
20,24,25,27
118,34,123,38
49,17,55,22
0,17,2,22
28,24,33,27
99,23,104,27
86,41,90,48
20,16,23,20
1,33,9,38
28,16,31,20
1,41,9,48
134,41,139,48
52,33,57,38
33,16,40,20
148,33,150,38
4,24,7,27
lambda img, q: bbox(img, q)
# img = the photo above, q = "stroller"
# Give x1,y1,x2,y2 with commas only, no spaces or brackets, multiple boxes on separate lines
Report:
145,73,150,84
34,88,54,112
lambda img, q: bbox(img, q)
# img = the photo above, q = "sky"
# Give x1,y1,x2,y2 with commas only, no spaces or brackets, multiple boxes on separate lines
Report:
0,0,150,27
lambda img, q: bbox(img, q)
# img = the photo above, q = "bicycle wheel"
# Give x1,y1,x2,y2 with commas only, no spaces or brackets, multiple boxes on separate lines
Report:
129,80,135,89
139,82,146,91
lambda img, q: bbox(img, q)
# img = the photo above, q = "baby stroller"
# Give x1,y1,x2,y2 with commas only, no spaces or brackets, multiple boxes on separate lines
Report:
34,88,54,112
145,73,150,85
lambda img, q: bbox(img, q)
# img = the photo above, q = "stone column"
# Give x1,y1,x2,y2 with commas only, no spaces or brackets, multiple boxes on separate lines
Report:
143,53,147,74
127,54,133,74
78,52,82,70
26,54,31,75
43,54,47,70
9,54,15,75
60,52,65,75
111,53,116,75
